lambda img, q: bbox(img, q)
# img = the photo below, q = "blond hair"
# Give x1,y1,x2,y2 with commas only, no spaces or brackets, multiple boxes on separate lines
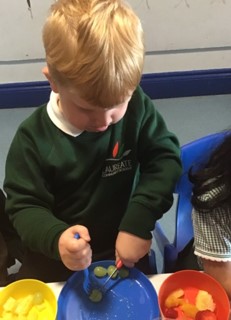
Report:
43,0,144,107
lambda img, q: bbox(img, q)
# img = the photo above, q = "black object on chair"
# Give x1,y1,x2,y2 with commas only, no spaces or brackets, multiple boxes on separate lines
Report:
153,132,227,273
0,189,24,284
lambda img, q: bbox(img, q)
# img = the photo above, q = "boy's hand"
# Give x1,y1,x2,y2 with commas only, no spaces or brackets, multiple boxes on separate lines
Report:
115,231,151,268
58,225,92,271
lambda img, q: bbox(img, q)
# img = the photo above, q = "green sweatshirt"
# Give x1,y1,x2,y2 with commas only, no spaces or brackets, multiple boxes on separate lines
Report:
4,86,182,260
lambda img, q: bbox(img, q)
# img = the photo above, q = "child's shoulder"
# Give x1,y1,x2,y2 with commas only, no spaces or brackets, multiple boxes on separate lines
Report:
131,85,147,101
129,86,155,109
18,103,48,130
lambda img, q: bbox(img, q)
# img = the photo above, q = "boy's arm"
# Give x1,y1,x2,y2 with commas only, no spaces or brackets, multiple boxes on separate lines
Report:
119,92,182,239
4,129,68,260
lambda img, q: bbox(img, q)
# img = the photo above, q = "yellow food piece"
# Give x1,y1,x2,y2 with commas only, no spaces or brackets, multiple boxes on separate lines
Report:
3,297,17,312
32,292,44,305
181,302,199,318
36,302,46,312
0,292,46,319
17,316,27,320
1,311,15,320
15,295,34,316
27,307,39,320
2,311,13,320
195,290,216,311
165,288,185,308
3,297,16,313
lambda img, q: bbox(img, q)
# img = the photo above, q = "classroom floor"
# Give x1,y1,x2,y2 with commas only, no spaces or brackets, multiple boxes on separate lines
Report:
1,93,231,273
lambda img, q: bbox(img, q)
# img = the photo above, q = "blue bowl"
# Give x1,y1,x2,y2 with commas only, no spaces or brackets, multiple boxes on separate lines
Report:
57,260,159,320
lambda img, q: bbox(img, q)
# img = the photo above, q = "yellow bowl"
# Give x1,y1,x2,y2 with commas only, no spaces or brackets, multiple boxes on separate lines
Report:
0,279,57,319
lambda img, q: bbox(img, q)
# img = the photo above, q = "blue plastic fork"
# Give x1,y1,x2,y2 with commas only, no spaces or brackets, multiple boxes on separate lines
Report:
74,233,91,295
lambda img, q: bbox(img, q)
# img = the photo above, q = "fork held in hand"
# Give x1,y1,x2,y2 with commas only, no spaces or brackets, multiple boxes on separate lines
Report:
74,233,91,295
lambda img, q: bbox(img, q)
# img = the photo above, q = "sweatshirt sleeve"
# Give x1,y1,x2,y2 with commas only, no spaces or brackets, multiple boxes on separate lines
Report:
118,90,182,239
4,123,68,260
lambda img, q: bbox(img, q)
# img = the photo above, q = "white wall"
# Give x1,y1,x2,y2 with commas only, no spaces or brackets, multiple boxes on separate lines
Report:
1,0,231,83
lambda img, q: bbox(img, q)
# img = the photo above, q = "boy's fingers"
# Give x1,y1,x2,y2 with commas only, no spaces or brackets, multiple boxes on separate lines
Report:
71,225,91,242
115,251,135,268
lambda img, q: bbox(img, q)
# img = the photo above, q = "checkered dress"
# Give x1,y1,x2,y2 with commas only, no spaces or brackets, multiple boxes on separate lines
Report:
192,184,231,262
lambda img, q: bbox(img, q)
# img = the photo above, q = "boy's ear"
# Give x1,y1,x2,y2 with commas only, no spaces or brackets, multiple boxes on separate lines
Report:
42,66,59,93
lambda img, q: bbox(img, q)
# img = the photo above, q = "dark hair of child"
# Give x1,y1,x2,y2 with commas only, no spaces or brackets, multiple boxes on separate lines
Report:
189,133,231,212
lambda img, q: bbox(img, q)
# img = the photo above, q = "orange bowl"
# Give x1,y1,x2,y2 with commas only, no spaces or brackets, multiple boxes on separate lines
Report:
158,270,230,320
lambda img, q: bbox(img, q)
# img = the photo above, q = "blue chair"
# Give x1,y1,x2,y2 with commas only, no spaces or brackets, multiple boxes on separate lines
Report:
148,249,157,274
153,132,227,273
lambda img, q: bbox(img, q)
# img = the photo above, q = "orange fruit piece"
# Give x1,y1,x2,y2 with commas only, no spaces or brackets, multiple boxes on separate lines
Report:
181,302,199,318
165,289,185,308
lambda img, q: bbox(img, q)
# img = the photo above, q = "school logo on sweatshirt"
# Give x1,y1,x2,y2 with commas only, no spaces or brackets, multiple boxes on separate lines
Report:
102,141,132,177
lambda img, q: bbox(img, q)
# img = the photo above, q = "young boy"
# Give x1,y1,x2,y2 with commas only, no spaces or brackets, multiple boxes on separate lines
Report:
4,0,182,282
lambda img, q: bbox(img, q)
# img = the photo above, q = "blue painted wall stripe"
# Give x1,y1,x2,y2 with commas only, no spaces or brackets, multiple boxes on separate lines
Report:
1,68,231,109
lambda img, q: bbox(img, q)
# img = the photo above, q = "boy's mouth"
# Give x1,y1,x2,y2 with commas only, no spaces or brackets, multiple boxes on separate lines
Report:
87,126,109,132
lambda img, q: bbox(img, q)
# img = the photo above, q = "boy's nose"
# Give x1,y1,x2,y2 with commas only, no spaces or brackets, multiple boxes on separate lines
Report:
94,112,112,127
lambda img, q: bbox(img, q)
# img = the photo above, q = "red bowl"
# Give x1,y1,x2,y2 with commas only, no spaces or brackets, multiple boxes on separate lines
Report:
158,270,230,320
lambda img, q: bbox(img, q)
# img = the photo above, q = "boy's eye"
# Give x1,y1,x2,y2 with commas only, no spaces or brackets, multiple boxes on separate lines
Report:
75,105,92,113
